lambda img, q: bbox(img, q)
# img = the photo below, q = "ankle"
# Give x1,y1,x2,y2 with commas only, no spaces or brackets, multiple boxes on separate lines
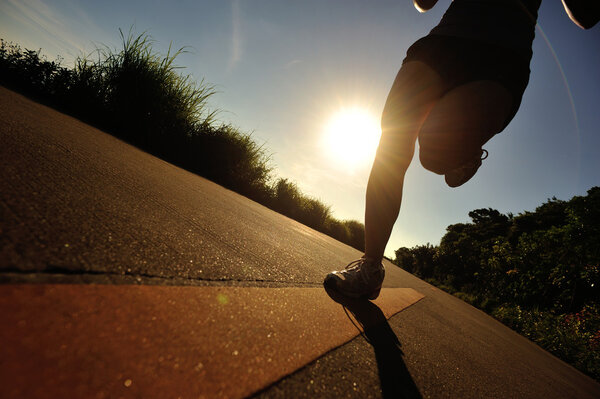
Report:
362,255,382,266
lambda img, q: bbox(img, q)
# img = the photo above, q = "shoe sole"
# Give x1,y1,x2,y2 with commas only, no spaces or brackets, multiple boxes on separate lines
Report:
323,276,382,300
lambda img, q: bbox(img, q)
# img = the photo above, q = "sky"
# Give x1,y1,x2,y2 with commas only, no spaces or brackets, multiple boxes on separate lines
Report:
1,0,599,257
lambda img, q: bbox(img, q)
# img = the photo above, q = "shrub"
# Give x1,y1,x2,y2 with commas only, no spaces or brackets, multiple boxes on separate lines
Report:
492,305,600,380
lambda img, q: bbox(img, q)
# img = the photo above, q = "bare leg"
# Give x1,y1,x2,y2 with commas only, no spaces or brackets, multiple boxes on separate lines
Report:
326,65,514,299
364,62,445,262
365,77,513,263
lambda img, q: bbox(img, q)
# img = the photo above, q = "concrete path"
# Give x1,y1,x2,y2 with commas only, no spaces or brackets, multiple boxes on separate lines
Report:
1,86,599,398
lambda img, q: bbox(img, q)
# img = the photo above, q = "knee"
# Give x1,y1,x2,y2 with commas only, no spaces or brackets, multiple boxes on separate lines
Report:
418,131,450,174
374,133,415,172
419,147,447,175
418,128,476,174
377,119,418,170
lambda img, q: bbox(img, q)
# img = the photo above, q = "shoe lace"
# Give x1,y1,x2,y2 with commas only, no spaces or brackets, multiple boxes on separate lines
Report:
344,258,365,271
460,149,488,171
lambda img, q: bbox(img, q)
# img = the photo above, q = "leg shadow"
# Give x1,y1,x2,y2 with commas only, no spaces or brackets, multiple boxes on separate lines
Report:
325,287,422,399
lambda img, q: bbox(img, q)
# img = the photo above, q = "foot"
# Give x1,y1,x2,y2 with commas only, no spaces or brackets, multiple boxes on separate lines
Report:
445,149,488,188
323,257,385,300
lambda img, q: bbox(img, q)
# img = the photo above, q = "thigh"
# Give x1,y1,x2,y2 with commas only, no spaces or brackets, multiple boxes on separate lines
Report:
418,80,513,174
407,35,532,132
377,60,446,168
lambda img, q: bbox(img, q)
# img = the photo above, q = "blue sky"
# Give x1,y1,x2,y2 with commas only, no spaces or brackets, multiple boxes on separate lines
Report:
2,0,599,257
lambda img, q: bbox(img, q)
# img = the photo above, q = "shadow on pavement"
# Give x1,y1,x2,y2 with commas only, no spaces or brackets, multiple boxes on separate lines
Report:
325,287,422,399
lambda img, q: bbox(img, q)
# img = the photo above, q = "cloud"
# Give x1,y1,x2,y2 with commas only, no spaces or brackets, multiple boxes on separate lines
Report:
1,0,107,64
228,0,243,72
284,59,302,69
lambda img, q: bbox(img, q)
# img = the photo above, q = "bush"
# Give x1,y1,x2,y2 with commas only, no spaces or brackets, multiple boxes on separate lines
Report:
493,305,600,380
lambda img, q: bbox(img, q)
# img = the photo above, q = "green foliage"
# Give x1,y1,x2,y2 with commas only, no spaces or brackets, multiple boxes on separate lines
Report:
268,178,365,248
342,220,366,252
493,305,600,378
392,188,600,380
0,33,366,251
186,125,273,199
0,40,65,99
394,247,414,272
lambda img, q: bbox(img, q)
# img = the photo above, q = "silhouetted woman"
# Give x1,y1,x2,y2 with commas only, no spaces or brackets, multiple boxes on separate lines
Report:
325,0,599,299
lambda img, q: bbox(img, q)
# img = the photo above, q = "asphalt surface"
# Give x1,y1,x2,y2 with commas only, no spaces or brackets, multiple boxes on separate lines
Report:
1,86,599,398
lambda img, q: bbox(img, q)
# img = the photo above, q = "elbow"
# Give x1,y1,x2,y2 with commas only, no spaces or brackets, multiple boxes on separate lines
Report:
414,0,437,13
573,17,599,30
581,19,599,29
563,1,600,29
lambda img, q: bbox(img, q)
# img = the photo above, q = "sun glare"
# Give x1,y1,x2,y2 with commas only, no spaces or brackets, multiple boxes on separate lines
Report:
322,108,381,168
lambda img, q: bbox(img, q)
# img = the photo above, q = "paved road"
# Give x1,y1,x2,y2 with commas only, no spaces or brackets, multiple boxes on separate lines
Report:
1,86,599,398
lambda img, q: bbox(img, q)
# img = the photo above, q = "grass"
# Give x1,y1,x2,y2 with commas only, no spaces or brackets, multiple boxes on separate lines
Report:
0,30,366,251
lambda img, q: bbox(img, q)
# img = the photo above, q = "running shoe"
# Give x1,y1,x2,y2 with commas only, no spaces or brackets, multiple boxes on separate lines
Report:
323,257,385,300
445,149,488,188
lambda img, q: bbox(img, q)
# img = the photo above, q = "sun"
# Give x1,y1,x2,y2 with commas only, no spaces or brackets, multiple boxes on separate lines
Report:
322,108,381,168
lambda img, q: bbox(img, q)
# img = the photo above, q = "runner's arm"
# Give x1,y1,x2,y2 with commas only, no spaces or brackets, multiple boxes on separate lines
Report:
562,0,600,29
414,0,439,13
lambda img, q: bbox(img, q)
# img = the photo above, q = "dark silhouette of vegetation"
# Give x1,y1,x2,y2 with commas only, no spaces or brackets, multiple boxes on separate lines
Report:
393,187,600,380
0,33,366,250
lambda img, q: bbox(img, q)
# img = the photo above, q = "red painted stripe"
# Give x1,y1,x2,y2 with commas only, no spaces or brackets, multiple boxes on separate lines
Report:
0,285,423,398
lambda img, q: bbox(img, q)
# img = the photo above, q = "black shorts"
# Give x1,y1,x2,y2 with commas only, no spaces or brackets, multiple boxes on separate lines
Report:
403,34,532,131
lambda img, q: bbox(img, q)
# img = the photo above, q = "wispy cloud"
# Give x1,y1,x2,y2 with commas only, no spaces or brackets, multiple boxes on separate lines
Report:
228,0,243,72
284,59,302,69
1,0,107,64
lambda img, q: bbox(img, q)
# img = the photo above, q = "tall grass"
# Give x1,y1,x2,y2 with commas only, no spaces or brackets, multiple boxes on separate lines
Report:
99,30,217,147
0,32,366,251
